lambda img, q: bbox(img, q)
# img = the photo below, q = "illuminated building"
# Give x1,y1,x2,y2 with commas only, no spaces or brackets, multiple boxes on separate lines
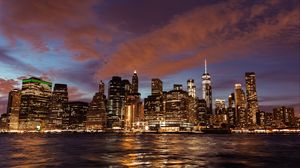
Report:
273,106,295,127
212,99,228,127
234,83,247,128
86,81,107,131
107,76,128,128
99,80,105,95
63,101,88,130
124,71,143,130
187,79,196,98
49,84,68,129
19,77,52,130
197,99,207,125
124,94,142,130
264,112,273,128
256,111,266,126
173,84,183,91
163,85,192,131
144,95,163,130
7,89,21,130
227,93,236,127
245,72,258,125
202,59,212,114
209,114,228,128
215,99,226,115
132,70,138,93
0,113,8,130
145,79,164,130
151,78,163,96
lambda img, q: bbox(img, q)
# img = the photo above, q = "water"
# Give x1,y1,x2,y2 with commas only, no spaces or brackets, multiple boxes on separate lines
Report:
0,133,300,167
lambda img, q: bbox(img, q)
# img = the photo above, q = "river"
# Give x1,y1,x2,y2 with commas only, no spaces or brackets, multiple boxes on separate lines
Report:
0,133,299,167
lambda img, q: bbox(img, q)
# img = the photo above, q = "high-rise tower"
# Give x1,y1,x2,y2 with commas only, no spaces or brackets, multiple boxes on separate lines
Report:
132,70,139,93
19,77,52,130
187,79,196,98
202,59,212,114
99,80,105,95
234,84,247,127
151,79,163,95
107,76,126,128
7,89,21,130
50,84,68,129
245,72,258,125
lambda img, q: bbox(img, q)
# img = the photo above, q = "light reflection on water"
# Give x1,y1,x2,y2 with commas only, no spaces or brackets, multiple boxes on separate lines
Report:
0,133,300,167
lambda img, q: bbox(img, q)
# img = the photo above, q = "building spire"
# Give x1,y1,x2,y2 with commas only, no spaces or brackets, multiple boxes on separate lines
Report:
205,59,207,74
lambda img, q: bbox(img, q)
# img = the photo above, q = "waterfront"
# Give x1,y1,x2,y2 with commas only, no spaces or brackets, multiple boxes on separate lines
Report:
0,134,300,167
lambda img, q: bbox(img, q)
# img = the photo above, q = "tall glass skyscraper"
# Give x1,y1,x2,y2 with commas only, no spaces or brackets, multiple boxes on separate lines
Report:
245,72,258,125
107,76,128,128
202,59,212,114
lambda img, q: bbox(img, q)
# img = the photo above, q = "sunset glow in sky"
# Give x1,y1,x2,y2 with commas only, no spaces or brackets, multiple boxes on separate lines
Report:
0,0,299,114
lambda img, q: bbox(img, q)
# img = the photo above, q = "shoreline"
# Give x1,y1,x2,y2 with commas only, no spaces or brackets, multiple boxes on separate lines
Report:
1,129,300,134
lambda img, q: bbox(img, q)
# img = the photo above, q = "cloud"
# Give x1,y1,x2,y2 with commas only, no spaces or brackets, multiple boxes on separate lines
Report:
0,0,111,61
0,78,18,96
96,0,300,79
0,78,19,114
0,98,7,114
68,86,88,102
0,48,39,73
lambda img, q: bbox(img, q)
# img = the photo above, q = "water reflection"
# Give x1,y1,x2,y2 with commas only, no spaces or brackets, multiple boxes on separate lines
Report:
0,134,300,167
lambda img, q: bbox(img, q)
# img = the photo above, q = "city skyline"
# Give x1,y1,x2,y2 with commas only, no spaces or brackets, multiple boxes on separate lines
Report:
0,0,299,115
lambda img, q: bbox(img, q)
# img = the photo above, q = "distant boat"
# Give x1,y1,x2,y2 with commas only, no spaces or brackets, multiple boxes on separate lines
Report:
201,128,231,134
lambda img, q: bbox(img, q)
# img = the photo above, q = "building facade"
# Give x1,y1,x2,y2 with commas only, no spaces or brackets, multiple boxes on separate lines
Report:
187,79,196,98
49,84,68,129
234,84,247,128
151,78,163,96
7,89,21,130
245,72,258,125
86,81,107,131
19,77,52,130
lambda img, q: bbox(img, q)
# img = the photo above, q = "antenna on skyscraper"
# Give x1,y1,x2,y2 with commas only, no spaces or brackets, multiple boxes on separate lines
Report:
205,59,207,74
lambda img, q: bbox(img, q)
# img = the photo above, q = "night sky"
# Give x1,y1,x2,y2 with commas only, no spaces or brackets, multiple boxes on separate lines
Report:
0,0,299,115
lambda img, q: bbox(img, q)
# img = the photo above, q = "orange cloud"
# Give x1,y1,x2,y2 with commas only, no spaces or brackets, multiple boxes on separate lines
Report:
96,1,299,79
0,78,18,96
0,0,111,61
68,86,87,101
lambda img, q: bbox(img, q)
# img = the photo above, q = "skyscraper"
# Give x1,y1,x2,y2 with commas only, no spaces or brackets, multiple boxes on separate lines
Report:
202,59,212,114
197,99,207,125
151,78,163,95
145,78,164,130
215,99,226,115
107,76,126,128
132,70,139,93
65,101,89,130
99,80,105,95
245,72,258,125
86,81,107,131
7,89,21,130
49,83,68,129
19,77,52,130
234,84,247,127
187,79,196,98
227,93,236,127
273,106,295,127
